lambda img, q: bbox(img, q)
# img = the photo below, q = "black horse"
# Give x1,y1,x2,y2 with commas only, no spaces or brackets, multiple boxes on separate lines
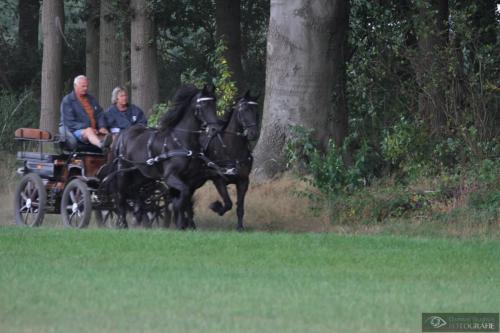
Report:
110,84,221,229
183,91,259,231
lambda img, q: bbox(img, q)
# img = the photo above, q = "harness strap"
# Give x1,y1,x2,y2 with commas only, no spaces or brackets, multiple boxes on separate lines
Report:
146,149,193,165
101,165,139,184
147,130,157,160
196,153,231,179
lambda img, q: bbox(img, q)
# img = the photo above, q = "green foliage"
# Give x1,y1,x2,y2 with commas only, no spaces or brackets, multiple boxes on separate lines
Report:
148,102,171,127
0,91,39,152
180,39,238,114
286,126,381,197
347,0,499,179
210,41,238,114
381,117,430,173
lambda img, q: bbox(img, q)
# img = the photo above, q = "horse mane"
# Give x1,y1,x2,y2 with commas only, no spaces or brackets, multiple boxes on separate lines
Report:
159,85,199,129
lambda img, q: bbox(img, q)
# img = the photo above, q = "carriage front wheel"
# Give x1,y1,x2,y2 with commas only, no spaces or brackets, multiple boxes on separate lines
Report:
61,179,92,228
14,173,47,227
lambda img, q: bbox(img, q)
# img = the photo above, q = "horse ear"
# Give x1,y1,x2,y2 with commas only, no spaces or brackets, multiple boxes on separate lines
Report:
203,84,215,96
244,90,251,99
245,90,260,101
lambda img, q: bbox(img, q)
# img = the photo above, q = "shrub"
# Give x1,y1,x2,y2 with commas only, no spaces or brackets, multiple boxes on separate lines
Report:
0,91,39,152
286,126,381,198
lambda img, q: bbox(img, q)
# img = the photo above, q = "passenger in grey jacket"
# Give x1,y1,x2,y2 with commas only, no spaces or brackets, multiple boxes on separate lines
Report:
105,87,147,135
60,75,111,149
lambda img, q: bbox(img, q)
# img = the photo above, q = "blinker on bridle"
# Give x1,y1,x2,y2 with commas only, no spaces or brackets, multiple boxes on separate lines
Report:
194,96,219,135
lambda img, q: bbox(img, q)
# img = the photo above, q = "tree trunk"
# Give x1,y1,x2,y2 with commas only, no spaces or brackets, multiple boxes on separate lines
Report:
130,0,158,116
40,0,64,133
252,0,337,181
85,0,99,96
215,0,245,93
98,0,121,107
413,0,449,135
120,4,131,89
18,0,40,53
18,0,40,89
330,0,349,148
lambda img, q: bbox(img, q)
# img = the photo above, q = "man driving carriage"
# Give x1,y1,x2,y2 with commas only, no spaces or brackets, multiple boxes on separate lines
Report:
60,75,112,150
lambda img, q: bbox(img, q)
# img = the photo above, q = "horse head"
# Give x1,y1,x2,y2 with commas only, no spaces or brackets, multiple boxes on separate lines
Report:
232,90,260,141
193,84,222,137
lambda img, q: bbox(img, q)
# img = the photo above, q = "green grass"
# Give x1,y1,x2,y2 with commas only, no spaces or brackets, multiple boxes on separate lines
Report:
0,228,498,333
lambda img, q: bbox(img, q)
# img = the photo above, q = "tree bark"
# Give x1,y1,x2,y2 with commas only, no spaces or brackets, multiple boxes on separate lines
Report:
18,0,40,53
98,0,121,107
130,0,158,116
252,0,338,181
85,0,99,96
40,0,64,133
330,0,349,148
18,0,40,89
120,3,131,89
413,0,449,135
215,0,245,93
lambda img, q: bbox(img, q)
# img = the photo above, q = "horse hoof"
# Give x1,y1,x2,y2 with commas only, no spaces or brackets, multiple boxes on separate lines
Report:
236,225,244,232
209,201,225,216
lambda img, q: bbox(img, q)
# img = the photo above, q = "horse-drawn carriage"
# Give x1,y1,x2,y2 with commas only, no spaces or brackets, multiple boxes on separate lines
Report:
13,85,259,231
13,126,169,228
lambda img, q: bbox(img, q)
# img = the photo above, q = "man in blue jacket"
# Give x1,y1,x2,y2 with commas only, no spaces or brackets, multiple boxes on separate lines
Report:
105,86,147,135
60,75,111,149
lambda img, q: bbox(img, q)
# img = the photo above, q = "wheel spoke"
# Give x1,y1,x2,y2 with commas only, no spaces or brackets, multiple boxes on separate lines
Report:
26,181,33,197
19,204,28,213
30,189,38,201
69,191,76,204
69,211,77,226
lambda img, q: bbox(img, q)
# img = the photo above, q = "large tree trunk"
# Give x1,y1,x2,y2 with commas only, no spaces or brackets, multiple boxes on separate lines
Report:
215,0,245,93
85,0,99,96
98,0,121,107
40,0,64,133
252,0,338,181
130,0,158,116
413,0,449,135
330,0,349,148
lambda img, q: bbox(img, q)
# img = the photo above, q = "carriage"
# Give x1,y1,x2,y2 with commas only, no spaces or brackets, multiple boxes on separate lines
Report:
13,127,169,228
13,85,259,231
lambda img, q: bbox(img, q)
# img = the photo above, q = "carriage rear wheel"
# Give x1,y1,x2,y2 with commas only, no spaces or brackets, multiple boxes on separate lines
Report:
14,173,47,227
61,179,91,228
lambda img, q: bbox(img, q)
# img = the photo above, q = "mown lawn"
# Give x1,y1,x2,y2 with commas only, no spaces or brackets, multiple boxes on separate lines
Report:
0,227,498,333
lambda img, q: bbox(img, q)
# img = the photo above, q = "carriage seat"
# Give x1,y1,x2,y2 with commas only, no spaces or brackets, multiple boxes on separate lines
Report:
58,125,104,154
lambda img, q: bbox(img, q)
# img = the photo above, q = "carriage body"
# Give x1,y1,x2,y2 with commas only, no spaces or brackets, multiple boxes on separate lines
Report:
13,127,170,228
13,128,111,227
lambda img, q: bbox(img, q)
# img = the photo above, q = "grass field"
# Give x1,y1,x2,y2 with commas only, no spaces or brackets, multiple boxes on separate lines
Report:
0,227,498,333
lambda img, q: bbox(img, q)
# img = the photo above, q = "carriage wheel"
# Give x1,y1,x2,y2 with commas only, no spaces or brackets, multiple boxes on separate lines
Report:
94,209,119,228
61,179,91,228
14,173,47,227
144,195,172,229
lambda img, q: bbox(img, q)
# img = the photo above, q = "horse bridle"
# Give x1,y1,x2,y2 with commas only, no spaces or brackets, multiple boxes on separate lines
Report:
234,100,259,136
194,96,219,132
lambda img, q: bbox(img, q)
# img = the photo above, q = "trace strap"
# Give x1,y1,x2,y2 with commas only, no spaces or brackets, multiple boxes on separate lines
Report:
145,149,193,165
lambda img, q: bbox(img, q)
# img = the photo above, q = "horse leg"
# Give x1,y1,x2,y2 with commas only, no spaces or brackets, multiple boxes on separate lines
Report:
209,178,233,216
235,178,249,231
165,174,189,230
185,193,196,229
115,187,128,229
